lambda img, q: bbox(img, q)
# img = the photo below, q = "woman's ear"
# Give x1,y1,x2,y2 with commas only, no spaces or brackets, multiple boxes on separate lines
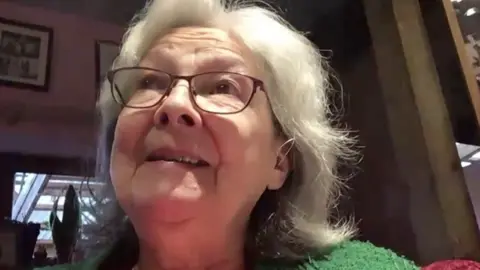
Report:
268,138,294,190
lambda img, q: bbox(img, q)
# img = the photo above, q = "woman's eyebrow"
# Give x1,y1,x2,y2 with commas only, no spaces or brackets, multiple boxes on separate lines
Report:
140,49,177,70
195,53,248,72
141,48,248,73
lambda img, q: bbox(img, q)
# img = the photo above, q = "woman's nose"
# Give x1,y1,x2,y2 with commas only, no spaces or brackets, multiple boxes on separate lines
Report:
153,81,202,129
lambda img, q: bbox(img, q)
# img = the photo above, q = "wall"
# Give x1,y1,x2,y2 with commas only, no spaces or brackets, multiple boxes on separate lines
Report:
0,2,123,158
464,164,480,226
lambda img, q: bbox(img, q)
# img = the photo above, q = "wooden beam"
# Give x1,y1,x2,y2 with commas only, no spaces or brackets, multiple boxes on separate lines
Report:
441,0,480,127
362,0,480,263
0,169,15,219
0,153,96,176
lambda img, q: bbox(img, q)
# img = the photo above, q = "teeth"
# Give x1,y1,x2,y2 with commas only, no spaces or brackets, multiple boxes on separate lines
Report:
147,154,208,166
178,157,199,164
166,156,200,165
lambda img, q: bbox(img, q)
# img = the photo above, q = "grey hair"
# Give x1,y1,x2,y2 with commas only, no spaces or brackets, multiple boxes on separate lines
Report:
92,0,356,260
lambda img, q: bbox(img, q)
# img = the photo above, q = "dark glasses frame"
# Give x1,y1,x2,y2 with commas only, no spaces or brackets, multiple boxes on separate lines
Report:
106,66,266,114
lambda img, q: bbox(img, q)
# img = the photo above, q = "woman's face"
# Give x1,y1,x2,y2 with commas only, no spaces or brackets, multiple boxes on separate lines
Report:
110,27,289,234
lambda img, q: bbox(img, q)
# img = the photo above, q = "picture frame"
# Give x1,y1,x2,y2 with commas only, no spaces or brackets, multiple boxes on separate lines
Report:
95,40,119,90
0,17,53,92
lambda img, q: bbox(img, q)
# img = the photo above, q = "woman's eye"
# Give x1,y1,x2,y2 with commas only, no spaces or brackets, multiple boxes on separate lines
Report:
138,75,169,90
212,80,237,95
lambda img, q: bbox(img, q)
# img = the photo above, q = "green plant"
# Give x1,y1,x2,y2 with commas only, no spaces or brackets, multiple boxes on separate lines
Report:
49,184,81,263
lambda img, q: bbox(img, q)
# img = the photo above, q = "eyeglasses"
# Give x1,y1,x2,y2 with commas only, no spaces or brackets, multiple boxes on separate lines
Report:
106,67,265,114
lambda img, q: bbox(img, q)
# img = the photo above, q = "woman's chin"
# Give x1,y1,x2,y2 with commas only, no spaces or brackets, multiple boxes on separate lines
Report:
131,185,206,224
122,159,216,224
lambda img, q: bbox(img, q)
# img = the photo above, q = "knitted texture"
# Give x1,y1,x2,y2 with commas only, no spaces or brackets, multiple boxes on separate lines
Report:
258,241,419,270
37,240,420,270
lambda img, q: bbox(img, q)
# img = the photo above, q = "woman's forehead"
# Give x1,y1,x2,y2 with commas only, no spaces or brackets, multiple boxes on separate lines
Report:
157,27,236,46
142,26,260,75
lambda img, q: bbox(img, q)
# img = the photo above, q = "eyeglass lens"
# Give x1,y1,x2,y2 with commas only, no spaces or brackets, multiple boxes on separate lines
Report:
111,68,255,114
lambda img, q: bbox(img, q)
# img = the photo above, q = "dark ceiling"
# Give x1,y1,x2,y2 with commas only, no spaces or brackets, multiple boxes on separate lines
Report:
11,0,347,30
11,0,358,70
11,0,358,69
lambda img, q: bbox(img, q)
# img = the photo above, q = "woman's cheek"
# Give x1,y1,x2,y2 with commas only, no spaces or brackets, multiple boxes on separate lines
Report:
110,129,137,190
110,110,153,195
202,111,262,164
114,109,153,158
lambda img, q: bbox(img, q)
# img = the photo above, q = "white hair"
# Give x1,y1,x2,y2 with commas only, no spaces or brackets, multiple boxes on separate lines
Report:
97,0,355,259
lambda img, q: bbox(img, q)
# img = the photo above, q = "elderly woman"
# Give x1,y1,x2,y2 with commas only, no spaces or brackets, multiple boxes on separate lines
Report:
40,0,423,269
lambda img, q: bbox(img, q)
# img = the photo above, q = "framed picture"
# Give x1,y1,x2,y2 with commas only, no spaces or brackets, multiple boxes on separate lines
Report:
95,40,119,89
0,17,53,92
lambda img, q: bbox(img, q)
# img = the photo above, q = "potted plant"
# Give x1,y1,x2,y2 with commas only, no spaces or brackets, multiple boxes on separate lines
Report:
49,185,81,264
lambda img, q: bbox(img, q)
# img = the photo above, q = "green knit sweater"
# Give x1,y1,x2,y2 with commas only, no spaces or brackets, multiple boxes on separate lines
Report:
37,241,419,270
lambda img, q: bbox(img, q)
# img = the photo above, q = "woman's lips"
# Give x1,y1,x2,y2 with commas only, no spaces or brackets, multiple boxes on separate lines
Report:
145,159,209,168
145,147,210,167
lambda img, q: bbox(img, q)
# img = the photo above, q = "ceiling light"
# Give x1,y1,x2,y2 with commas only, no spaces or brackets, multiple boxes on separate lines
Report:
456,142,480,160
461,161,472,167
470,151,480,161
465,8,479,16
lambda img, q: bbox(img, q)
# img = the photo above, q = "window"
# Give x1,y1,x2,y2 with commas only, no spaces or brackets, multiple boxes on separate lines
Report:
11,173,103,246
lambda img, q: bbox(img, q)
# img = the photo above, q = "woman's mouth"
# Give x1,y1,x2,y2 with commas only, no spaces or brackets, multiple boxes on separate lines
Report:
145,154,210,167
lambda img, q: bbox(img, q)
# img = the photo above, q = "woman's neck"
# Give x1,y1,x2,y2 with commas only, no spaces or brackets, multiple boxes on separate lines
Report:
136,251,245,270
135,225,246,270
